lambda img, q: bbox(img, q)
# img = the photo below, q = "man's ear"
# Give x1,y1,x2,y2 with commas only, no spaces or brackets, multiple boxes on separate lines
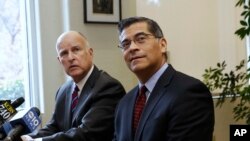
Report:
57,56,62,64
160,38,167,53
89,48,94,56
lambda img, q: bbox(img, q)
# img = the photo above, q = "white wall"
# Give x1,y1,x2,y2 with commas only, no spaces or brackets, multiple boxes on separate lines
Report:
137,0,246,79
37,0,65,125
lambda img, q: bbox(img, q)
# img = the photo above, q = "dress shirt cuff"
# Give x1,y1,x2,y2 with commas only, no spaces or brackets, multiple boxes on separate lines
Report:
34,138,42,141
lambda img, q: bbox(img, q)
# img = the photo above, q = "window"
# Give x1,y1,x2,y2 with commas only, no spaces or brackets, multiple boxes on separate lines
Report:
0,0,43,110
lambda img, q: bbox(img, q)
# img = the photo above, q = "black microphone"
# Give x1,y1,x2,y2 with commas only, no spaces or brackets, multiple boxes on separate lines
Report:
0,100,11,126
0,97,25,139
10,97,25,110
3,107,41,141
0,97,25,126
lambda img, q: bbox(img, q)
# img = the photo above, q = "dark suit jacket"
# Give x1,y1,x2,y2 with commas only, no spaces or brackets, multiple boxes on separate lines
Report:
31,66,126,141
113,65,214,141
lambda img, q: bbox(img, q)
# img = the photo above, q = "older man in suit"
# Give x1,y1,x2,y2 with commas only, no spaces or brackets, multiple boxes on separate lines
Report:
113,17,214,141
21,31,126,141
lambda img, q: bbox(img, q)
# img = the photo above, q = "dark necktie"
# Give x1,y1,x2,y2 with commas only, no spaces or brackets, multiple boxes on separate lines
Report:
133,85,147,134
71,85,79,114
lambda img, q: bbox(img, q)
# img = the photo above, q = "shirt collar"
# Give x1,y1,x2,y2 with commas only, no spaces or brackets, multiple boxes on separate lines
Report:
139,63,168,93
74,65,94,95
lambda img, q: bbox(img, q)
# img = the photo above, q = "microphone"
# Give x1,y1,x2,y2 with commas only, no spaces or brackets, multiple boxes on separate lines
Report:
0,97,25,139
3,107,41,141
0,100,11,126
0,97,25,126
10,97,25,110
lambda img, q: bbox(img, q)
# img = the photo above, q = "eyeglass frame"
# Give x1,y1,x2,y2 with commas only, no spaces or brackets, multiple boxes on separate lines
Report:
118,32,163,50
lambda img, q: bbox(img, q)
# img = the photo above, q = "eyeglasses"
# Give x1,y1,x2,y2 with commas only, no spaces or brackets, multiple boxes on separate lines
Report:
118,33,162,50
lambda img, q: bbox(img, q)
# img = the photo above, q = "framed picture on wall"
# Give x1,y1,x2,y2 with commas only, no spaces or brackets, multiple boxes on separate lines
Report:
84,0,121,24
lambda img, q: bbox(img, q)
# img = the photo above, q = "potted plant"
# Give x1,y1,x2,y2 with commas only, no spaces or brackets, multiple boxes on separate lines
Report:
202,0,250,124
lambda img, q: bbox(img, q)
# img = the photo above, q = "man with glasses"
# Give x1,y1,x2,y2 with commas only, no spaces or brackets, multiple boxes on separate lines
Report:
113,17,214,141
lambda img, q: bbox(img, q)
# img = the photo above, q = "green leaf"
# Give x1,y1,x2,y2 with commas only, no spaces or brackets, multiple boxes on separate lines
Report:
240,20,248,26
236,0,245,7
235,27,247,39
241,11,247,16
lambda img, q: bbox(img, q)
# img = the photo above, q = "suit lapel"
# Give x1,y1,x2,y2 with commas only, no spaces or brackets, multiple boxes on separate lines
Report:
63,82,74,129
135,65,176,140
71,66,100,124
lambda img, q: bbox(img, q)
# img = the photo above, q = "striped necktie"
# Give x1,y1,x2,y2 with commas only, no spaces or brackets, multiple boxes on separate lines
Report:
71,85,79,113
133,85,147,134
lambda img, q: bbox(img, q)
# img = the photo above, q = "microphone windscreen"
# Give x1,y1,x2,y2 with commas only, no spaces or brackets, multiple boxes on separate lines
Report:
0,101,17,126
11,97,25,108
9,107,41,134
0,99,24,140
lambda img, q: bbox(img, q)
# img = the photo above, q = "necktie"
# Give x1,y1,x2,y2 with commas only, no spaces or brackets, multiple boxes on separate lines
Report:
133,85,147,134
71,85,79,114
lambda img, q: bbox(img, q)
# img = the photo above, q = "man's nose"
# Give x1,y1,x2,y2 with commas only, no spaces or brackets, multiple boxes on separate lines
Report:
129,40,139,50
68,51,75,60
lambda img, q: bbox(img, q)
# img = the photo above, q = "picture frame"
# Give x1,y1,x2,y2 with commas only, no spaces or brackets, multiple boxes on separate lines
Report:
84,0,121,24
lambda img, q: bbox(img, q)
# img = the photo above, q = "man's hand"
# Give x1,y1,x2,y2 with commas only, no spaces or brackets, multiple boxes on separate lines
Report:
21,135,34,141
